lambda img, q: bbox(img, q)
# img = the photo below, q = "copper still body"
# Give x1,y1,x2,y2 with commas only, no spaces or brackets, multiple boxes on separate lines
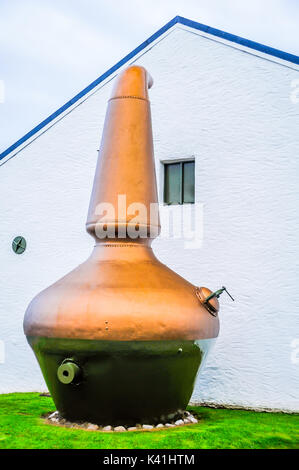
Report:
24,66,225,425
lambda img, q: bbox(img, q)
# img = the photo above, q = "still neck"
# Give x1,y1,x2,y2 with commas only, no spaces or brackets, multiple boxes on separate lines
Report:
91,238,157,263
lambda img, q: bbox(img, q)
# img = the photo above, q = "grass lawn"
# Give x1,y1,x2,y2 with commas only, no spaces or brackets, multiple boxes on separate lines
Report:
0,393,298,449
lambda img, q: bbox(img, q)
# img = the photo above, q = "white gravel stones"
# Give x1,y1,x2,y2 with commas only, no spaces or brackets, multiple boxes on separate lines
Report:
174,419,184,426
46,410,199,430
114,426,127,432
102,425,112,431
87,424,99,430
49,411,59,420
142,424,154,430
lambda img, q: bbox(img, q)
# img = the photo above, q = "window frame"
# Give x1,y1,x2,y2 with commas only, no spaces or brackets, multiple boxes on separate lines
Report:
163,159,195,206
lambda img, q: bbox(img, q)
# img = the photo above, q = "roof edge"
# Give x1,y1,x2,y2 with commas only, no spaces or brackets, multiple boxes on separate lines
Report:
1,15,298,161
177,16,299,65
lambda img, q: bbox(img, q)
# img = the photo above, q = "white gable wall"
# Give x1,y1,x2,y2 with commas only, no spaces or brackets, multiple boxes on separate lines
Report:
0,26,298,411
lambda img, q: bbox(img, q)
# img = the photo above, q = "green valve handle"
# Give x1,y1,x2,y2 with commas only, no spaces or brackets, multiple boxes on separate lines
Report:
204,286,234,304
57,361,81,385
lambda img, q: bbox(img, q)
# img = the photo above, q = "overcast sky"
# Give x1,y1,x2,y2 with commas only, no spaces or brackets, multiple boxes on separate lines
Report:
0,0,298,153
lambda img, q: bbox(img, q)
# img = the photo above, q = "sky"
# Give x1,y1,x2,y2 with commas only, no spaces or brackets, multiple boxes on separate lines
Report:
0,0,298,153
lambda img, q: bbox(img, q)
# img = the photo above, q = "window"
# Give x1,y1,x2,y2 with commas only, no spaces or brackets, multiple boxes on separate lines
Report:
164,160,195,205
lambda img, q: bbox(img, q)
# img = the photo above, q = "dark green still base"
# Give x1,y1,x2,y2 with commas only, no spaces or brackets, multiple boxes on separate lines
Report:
28,337,203,426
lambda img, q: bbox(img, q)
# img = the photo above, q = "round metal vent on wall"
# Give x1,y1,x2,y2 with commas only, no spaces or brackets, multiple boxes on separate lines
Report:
12,236,26,254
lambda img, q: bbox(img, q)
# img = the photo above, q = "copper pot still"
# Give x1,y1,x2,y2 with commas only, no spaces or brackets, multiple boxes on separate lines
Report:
24,66,232,425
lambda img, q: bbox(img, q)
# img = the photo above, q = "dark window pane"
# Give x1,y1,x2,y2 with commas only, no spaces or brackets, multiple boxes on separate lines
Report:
164,163,182,204
183,161,195,203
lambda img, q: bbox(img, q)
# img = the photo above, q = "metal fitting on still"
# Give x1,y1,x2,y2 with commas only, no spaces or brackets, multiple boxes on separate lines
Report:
57,360,81,385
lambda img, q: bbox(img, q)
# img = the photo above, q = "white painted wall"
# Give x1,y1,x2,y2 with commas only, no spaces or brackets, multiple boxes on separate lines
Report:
0,26,298,411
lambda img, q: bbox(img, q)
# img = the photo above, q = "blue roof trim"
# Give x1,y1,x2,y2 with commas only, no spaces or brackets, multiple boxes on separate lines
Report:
177,16,299,65
1,15,298,161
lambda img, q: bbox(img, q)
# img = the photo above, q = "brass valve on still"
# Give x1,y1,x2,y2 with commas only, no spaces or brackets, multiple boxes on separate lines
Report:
196,286,234,317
